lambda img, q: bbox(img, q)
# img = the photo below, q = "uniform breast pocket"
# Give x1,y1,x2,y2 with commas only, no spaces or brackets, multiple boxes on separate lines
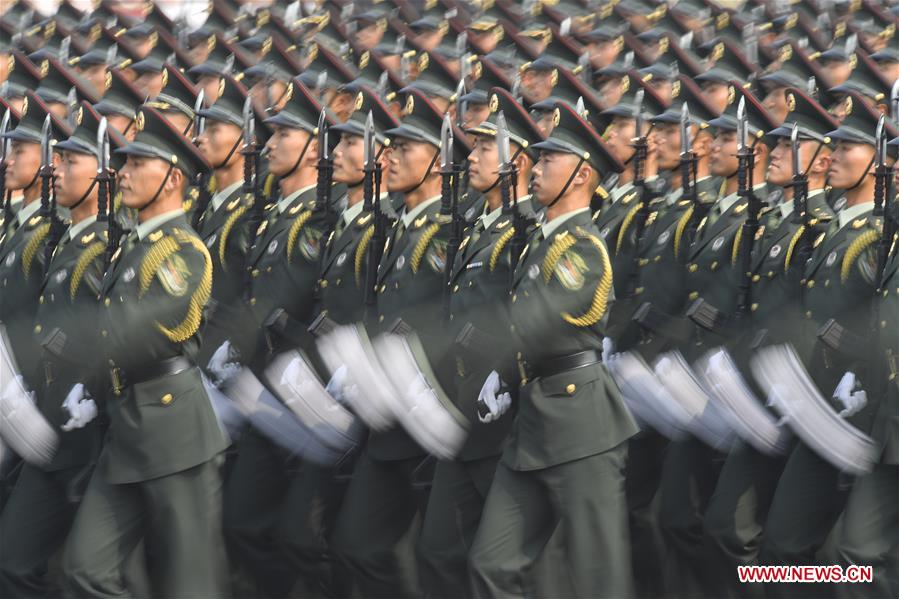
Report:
131,367,202,412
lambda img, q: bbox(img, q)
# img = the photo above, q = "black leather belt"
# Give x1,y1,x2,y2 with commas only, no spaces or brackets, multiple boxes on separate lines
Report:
526,349,602,380
110,355,194,395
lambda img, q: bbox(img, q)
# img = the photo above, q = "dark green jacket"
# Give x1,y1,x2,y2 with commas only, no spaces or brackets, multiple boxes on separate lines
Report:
100,213,227,484
369,198,453,461
195,185,255,366
448,199,537,462
0,203,51,390
503,209,638,471
243,187,337,367
872,249,899,464
33,219,109,471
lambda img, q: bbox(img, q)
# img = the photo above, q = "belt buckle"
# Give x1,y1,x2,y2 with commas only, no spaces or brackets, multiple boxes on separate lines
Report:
110,367,123,396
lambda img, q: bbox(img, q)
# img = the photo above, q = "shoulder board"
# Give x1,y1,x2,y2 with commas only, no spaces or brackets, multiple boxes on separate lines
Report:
734,202,747,215
226,197,241,212
26,214,43,229
413,214,429,229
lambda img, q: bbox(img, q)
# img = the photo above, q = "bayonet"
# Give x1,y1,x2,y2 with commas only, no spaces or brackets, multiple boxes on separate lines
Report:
807,76,818,98
791,122,801,179
680,102,692,156
315,71,328,97
317,108,329,160
363,111,375,172
560,17,571,38
511,73,521,102
455,31,467,56
242,96,255,150
440,113,453,171
40,115,53,169
0,110,10,164
736,96,747,153
845,33,858,57
66,88,78,129
633,89,645,140
497,111,511,174
623,51,634,69
743,23,758,66
105,44,118,66
97,116,109,175
875,114,885,171
377,71,389,99
223,54,235,75
455,78,466,128
891,79,899,126
193,89,206,139
576,96,586,117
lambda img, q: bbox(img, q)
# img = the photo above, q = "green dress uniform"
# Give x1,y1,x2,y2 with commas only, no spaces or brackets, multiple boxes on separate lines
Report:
193,180,256,368
469,104,638,598
836,244,899,599
0,195,24,249
61,107,229,599
418,196,536,598
759,202,883,598
0,217,108,598
331,194,452,599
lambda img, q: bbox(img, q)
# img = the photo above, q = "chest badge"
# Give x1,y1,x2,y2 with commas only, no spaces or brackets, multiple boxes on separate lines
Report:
4,251,15,267
206,233,217,248
396,255,406,269
599,227,610,239
712,236,725,251
769,244,782,258
528,263,540,279
54,269,67,284
336,252,347,266
826,251,838,267
267,240,279,254
657,230,671,246
465,206,476,221
123,267,136,283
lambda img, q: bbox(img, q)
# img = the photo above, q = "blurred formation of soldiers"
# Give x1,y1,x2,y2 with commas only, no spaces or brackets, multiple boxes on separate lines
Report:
0,0,898,598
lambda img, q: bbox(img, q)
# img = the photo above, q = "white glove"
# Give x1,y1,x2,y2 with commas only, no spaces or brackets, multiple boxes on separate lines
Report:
602,337,615,363
478,370,511,423
61,383,99,431
325,364,358,407
207,341,241,388
833,371,867,418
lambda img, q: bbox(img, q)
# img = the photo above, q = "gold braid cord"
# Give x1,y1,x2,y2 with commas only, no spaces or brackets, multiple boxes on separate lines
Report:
561,229,614,328
354,224,375,287
285,209,313,264
217,204,249,269
841,229,878,283
139,235,180,297
616,203,640,254
22,222,50,280
155,230,213,343
542,231,577,282
784,225,807,273
731,226,743,267
411,223,440,273
489,226,515,272
69,241,105,300
673,205,694,260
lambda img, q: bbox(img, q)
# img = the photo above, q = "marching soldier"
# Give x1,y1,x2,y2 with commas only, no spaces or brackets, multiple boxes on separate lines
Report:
657,84,778,598
221,79,336,599
469,101,638,598
329,89,470,598
0,98,22,247
703,88,838,598
417,87,543,598
193,75,257,368
0,102,122,598
61,106,229,598
759,94,897,599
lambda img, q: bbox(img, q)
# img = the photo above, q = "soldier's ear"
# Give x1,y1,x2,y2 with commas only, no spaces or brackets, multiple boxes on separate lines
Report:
810,151,832,176
168,166,185,193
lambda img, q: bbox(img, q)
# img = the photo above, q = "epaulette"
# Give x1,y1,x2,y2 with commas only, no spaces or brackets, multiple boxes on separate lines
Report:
22,222,51,279
70,240,106,299
218,204,250,268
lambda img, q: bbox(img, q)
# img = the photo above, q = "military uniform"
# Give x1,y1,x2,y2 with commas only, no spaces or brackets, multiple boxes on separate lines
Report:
61,107,228,599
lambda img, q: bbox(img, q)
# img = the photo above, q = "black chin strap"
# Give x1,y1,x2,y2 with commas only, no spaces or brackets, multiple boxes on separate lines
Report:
68,179,99,211
215,134,244,170
546,156,587,210
139,164,175,213
398,150,440,195
846,153,877,192
485,145,525,194
282,133,314,180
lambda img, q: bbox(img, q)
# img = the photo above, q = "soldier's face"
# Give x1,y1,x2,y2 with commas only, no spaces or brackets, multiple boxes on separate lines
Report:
198,75,222,104
462,103,490,130
876,60,899,86
468,135,500,192
710,130,739,177
587,40,619,69
78,64,108,98
762,87,789,126
653,122,682,170
603,116,636,163
4,141,41,191
829,141,875,189
106,114,137,141
332,133,366,184
521,69,555,104
134,71,165,100
197,120,242,169
118,154,175,209
701,82,730,115
265,125,315,177
387,138,437,191
647,79,673,104
55,150,98,208
597,77,626,107
532,151,581,204
822,59,852,87
354,23,384,51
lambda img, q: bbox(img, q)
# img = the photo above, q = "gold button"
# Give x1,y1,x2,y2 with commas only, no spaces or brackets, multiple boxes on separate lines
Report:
510,324,516,332
752,274,760,282
512,293,517,302
250,298,257,305
710,261,718,271
379,315,385,322
104,298,111,306
751,303,758,312
805,311,812,319
688,264,698,273
654,255,661,262
161,393,173,405
101,330,108,337
635,287,644,295
768,271,775,278
453,284,459,292
566,384,576,395
251,268,259,277
39,295,44,304
320,279,328,288
380,284,386,293
806,280,815,288
688,291,699,300
34,324,42,334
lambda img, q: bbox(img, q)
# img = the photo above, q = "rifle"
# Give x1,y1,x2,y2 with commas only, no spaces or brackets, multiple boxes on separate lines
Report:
363,112,386,312
190,90,211,231
39,116,63,276
623,91,655,296
678,102,705,242
873,115,893,290
496,111,530,288
439,114,462,319
95,118,119,269
735,97,762,319
241,97,262,301
314,108,337,297
0,110,11,229
789,123,812,266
